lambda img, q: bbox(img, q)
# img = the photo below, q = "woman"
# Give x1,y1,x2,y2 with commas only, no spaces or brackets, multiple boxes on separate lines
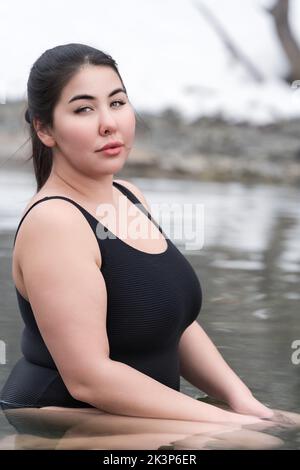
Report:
0,43,298,449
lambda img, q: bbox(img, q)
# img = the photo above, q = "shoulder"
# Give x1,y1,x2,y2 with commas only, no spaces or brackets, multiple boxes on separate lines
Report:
113,178,151,212
20,196,91,231
15,197,101,267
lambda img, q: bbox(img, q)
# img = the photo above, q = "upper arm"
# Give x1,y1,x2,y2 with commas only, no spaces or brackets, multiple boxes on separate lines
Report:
178,321,199,348
19,200,110,399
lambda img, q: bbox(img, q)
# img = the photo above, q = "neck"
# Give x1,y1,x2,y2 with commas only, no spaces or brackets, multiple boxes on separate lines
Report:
46,158,116,207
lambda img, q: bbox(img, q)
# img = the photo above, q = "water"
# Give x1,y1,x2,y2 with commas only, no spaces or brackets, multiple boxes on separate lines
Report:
0,164,299,449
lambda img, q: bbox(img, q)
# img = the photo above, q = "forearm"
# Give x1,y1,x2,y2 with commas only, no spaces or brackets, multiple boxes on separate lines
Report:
74,359,257,424
178,321,252,404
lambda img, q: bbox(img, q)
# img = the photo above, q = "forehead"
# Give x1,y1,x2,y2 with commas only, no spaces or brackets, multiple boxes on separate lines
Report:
61,65,122,101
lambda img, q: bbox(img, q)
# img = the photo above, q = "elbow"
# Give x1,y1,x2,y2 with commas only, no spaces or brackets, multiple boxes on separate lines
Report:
68,383,90,404
69,380,106,409
66,360,114,407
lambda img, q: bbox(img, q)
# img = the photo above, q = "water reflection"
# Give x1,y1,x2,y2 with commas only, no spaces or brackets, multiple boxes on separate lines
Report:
0,405,292,450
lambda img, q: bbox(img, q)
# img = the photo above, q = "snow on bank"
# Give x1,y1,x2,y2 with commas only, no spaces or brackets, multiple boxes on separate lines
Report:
1,0,300,124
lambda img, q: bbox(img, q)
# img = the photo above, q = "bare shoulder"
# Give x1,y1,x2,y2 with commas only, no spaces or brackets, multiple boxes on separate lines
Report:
17,197,95,240
114,178,151,212
15,197,101,270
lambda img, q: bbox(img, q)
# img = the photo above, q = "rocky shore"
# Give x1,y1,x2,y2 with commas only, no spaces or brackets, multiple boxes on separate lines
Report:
1,100,300,184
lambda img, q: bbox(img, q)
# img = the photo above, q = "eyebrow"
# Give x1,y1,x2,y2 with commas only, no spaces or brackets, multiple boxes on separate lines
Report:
68,87,127,104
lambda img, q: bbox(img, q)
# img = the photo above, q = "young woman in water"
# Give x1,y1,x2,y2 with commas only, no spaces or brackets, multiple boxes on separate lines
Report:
1,43,299,450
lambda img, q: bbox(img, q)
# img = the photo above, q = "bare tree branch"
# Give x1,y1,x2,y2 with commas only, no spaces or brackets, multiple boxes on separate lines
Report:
267,0,300,82
192,0,265,83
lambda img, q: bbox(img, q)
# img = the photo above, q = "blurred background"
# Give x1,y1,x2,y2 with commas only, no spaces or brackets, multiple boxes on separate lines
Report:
0,0,300,449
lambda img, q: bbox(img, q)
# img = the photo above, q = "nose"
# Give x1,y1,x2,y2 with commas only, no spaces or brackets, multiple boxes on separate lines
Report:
98,108,117,136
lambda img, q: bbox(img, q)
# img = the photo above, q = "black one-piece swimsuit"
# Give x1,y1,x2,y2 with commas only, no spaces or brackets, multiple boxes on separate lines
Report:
0,181,203,411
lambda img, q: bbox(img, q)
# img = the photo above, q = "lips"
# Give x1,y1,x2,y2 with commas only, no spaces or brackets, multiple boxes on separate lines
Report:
96,141,123,152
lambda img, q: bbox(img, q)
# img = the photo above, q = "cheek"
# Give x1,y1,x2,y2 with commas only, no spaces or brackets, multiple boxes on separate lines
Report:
122,108,136,141
57,117,95,148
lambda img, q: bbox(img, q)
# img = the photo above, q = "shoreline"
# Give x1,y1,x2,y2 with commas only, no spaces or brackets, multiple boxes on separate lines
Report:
2,155,300,187
1,102,300,185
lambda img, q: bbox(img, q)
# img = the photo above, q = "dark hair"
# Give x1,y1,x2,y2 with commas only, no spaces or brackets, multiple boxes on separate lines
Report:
24,43,128,191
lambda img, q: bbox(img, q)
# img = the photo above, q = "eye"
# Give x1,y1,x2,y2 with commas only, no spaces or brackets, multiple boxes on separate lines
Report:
74,106,93,114
111,100,126,108
74,100,126,114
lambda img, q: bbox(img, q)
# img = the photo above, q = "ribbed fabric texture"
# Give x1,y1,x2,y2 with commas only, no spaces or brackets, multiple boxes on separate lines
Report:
0,181,203,410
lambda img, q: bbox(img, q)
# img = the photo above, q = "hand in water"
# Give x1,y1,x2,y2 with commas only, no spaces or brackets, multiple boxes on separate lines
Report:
196,394,300,429
261,409,300,426
227,395,300,428
196,393,273,419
